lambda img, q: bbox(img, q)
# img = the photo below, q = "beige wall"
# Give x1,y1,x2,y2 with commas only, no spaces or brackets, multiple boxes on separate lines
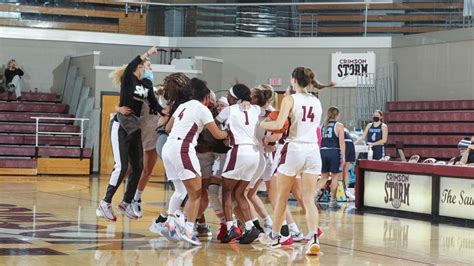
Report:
392,28,474,101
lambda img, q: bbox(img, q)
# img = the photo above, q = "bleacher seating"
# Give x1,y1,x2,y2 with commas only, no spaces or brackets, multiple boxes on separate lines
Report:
298,2,464,36
384,99,474,161
0,1,146,35
0,91,91,175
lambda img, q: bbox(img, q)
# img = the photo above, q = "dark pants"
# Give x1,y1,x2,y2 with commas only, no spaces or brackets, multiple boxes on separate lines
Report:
103,120,143,204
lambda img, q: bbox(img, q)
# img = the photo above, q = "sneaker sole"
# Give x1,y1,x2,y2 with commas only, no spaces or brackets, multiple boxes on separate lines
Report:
118,206,138,220
181,235,202,246
97,206,116,222
306,244,320,256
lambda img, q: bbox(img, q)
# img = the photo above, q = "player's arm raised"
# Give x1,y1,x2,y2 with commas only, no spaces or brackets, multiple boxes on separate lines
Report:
260,96,293,131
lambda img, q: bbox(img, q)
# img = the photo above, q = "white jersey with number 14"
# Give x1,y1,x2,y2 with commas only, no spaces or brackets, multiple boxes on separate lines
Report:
287,93,322,143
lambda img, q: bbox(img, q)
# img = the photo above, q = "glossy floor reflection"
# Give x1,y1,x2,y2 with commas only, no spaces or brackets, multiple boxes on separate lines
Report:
0,175,473,265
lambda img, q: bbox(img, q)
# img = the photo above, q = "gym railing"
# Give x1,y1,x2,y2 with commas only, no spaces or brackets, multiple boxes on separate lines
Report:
31,117,89,159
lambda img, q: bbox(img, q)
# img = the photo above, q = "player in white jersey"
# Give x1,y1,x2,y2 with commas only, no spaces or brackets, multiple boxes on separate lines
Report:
156,78,227,246
149,73,193,241
216,84,265,244
246,85,276,234
259,67,335,256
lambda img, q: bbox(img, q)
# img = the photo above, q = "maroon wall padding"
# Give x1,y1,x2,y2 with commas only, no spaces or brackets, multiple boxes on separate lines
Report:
0,135,81,146
0,92,58,102
0,112,73,124
0,158,37,168
0,146,91,158
358,160,474,178
384,111,474,122
387,135,464,146
387,100,474,112
385,147,459,160
0,102,68,113
388,123,474,134
0,124,79,134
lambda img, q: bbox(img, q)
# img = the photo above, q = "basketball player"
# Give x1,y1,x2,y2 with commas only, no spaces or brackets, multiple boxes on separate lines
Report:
343,128,356,200
259,67,334,255
357,110,388,160
209,97,230,240
246,85,276,235
96,47,164,222
149,73,194,239
318,107,346,208
159,78,228,245
217,84,264,244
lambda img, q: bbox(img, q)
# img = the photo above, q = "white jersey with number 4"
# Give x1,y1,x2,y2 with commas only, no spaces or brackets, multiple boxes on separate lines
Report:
217,105,263,146
168,100,214,146
287,93,322,143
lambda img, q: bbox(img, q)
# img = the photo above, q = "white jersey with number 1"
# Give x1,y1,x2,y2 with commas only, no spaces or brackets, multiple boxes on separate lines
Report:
216,104,263,146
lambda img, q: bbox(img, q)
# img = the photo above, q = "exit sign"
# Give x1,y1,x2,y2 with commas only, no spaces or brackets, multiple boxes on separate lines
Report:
269,78,282,86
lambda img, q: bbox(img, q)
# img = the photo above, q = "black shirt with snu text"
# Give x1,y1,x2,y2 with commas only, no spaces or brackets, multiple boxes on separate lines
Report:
119,55,163,117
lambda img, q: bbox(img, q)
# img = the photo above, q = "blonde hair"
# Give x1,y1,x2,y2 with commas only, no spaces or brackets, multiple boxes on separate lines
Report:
323,106,340,135
109,64,127,89
7,59,16,68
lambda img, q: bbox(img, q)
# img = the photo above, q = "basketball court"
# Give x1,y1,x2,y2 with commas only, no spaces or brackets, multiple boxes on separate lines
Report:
0,175,472,265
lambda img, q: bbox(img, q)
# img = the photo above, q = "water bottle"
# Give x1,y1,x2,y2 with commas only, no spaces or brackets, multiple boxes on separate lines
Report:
368,146,373,160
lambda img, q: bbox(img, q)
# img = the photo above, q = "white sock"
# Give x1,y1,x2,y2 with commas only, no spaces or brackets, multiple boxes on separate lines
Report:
134,190,143,201
185,222,194,233
233,220,238,227
289,223,299,233
263,216,273,226
226,221,234,230
245,220,254,230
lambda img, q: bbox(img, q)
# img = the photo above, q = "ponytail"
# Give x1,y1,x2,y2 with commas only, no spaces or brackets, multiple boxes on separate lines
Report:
292,67,335,95
323,106,340,136
109,64,127,89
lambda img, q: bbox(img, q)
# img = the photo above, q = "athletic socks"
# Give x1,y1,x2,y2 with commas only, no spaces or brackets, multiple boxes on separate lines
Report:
226,221,234,230
288,223,300,233
263,216,273,226
134,190,143,201
245,220,254,231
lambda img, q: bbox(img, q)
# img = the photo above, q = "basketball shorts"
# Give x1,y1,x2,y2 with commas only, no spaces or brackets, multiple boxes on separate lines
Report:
222,145,260,182
162,138,201,181
345,141,356,162
321,148,342,174
249,151,267,189
277,142,322,176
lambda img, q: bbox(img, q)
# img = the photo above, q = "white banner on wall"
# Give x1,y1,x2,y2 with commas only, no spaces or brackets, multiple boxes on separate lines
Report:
439,177,474,220
364,171,432,214
331,52,376,87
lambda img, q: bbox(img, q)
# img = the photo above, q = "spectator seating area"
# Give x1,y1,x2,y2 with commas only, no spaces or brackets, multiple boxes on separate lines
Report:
297,2,464,36
0,91,91,175
0,1,146,35
384,99,474,161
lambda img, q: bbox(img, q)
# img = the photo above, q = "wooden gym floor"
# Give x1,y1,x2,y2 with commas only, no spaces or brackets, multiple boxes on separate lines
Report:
0,175,472,265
